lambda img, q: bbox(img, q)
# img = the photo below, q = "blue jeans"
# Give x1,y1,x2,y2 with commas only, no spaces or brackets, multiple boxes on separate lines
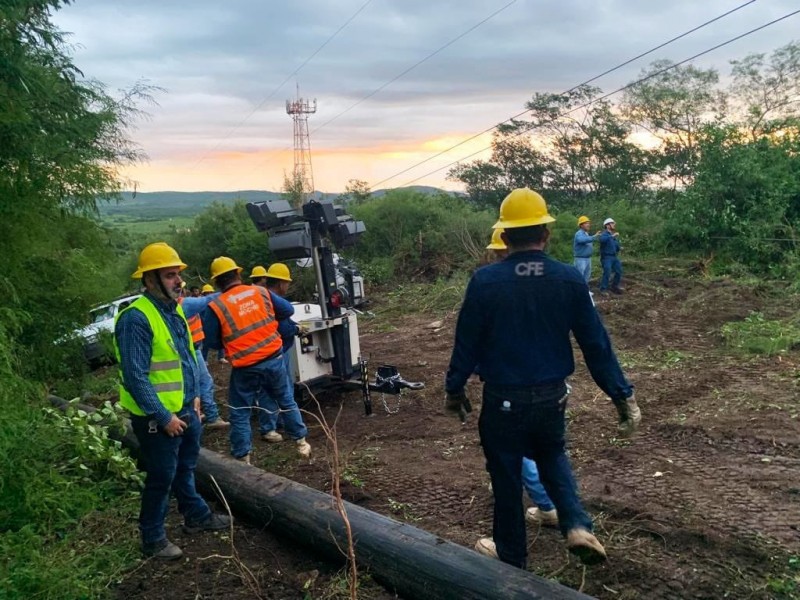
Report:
600,256,622,291
479,382,593,568
195,344,220,423
130,409,211,545
258,352,292,432
573,257,592,283
229,354,308,458
522,458,555,511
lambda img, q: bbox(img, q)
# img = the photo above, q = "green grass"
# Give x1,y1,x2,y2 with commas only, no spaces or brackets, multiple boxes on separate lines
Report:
101,215,194,237
721,311,800,355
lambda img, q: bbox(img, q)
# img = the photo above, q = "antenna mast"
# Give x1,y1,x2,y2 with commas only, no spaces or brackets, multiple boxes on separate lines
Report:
285,84,317,205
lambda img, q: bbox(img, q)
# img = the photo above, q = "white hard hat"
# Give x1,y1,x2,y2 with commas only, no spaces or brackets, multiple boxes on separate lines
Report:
603,218,615,226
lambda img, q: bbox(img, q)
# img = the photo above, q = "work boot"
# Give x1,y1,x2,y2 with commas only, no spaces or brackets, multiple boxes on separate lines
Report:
611,286,624,295
142,539,183,560
616,394,642,436
296,438,312,458
474,537,498,559
261,430,283,443
525,507,559,527
183,513,233,534
235,453,251,465
205,418,230,430
566,528,607,565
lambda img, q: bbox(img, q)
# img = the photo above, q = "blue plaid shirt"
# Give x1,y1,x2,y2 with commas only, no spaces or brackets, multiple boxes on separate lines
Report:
115,292,200,427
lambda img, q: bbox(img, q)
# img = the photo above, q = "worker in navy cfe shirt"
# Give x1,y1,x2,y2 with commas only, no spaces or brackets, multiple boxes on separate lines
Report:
445,188,640,569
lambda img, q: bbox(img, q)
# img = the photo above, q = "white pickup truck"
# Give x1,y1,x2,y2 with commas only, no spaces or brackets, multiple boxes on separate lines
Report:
73,293,141,365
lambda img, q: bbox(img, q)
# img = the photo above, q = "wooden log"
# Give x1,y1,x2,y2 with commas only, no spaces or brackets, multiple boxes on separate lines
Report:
49,396,593,599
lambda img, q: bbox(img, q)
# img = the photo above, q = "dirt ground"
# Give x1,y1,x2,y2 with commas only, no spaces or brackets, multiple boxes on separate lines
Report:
117,273,800,599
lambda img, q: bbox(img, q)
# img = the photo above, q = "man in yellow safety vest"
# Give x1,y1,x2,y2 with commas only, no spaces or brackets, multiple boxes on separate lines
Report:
114,242,231,560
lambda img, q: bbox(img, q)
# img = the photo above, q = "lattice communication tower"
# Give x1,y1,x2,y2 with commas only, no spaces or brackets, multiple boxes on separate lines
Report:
286,86,317,204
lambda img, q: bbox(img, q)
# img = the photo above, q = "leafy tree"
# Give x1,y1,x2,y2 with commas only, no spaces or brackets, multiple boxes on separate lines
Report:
339,178,372,204
282,171,305,207
521,85,652,203
0,0,148,379
170,201,272,284
665,122,800,275
350,189,494,280
729,41,800,138
449,85,652,209
1,3,154,597
622,61,726,186
448,131,550,210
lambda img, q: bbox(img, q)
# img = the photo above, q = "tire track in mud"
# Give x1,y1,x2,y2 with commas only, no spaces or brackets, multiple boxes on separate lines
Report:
583,430,800,547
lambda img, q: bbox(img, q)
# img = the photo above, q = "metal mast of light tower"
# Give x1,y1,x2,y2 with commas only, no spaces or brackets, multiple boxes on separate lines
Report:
285,85,317,205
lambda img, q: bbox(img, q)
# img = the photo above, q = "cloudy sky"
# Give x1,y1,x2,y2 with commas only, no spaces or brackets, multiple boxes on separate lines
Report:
53,0,799,193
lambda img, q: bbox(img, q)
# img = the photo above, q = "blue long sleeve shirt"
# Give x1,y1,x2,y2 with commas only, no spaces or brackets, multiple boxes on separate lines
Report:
270,290,301,351
204,284,295,351
599,231,621,257
115,292,200,427
445,250,633,401
180,294,218,319
573,229,598,258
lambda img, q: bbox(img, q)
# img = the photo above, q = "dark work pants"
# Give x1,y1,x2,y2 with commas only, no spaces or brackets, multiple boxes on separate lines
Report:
131,409,211,546
479,382,593,568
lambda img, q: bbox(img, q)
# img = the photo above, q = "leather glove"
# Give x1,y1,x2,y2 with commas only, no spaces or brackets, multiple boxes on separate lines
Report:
297,322,312,336
445,391,472,424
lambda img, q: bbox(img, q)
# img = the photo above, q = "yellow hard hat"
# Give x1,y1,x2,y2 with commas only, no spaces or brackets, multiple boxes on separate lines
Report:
266,263,292,282
132,242,187,279
577,215,591,226
486,229,507,250
250,265,268,279
201,283,214,293
210,256,242,280
492,188,555,229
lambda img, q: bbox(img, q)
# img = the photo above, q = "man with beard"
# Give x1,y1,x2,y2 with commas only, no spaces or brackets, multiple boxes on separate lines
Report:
114,242,231,559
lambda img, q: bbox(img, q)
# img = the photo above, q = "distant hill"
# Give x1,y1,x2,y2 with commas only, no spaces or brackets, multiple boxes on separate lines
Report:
98,186,459,219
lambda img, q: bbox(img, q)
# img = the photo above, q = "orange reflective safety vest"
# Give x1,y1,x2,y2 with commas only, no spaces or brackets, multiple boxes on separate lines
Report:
208,284,282,368
178,298,205,345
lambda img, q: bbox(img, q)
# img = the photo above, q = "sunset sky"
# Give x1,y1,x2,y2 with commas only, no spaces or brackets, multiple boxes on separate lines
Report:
53,0,799,194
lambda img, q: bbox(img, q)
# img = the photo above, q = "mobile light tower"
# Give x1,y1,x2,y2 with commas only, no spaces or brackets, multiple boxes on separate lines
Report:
285,85,317,206
245,197,424,415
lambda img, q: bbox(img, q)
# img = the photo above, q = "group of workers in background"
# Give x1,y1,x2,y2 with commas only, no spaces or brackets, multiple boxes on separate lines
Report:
573,214,624,294
113,242,311,559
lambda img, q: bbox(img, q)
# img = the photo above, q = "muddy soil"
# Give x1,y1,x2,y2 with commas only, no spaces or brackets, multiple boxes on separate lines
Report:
118,274,800,599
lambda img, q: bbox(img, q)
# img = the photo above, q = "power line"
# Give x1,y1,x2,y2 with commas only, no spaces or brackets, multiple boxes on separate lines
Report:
228,0,518,190
368,0,757,189
189,0,375,172
393,7,800,189
310,0,518,135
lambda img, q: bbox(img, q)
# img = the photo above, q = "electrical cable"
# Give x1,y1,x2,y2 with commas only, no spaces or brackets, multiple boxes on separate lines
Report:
310,0,518,135
226,0,519,190
368,0,757,189
393,7,800,189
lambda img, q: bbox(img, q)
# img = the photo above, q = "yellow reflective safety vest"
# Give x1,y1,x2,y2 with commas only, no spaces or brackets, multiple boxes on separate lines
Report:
114,295,196,416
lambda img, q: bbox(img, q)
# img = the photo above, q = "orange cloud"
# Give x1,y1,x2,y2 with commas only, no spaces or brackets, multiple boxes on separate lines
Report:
122,131,493,192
